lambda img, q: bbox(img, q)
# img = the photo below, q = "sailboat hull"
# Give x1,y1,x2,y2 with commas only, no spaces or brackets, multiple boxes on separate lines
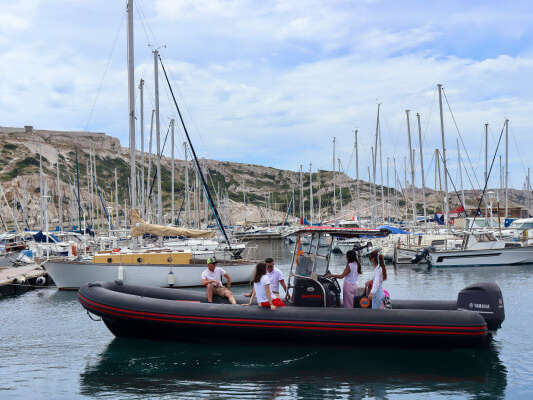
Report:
44,260,255,290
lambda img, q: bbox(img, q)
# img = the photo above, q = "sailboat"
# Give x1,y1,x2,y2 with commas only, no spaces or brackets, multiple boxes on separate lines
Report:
43,0,256,288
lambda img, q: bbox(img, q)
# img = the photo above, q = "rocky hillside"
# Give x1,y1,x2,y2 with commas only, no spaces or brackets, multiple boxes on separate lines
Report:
0,126,530,229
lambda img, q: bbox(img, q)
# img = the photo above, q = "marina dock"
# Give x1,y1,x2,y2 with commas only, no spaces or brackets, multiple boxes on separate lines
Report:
0,264,49,298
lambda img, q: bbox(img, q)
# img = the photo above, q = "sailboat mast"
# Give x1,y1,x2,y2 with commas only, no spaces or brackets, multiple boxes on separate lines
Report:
386,157,390,220
355,129,359,220
484,123,488,188
39,152,43,230
403,156,407,220
139,78,145,218
170,118,175,225
371,147,376,226
332,137,336,224
457,137,465,209
242,178,247,224
309,162,313,224
392,157,394,217
484,122,489,218
75,148,82,230
338,158,343,217
127,0,136,210
373,104,380,223
406,110,416,226
114,168,119,227
56,159,62,231
416,113,427,225
527,168,531,217
505,119,509,218
184,142,190,226
437,84,449,228
146,109,154,220
299,164,303,222
379,123,384,221
153,50,162,224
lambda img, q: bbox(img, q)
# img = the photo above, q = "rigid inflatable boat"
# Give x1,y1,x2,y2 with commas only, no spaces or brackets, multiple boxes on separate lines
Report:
78,279,503,348
78,227,505,348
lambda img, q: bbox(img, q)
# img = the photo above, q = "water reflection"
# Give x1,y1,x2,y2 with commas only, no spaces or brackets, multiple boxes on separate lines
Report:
80,339,507,399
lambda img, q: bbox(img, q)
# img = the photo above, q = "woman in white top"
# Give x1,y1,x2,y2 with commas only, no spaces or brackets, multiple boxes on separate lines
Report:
368,250,387,309
325,250,361,308
247,262,279,310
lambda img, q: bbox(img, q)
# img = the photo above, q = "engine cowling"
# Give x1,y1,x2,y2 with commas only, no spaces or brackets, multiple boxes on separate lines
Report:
456,282,505,331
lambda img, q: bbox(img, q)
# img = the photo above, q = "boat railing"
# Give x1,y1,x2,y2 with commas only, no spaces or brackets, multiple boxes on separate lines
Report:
242,245,258,260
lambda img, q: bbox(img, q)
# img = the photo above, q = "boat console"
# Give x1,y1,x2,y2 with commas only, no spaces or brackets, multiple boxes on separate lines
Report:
292,274,341,307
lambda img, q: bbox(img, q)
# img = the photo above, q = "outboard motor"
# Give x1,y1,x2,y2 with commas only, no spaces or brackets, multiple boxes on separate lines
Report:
457,282,505,331
411,247,432,264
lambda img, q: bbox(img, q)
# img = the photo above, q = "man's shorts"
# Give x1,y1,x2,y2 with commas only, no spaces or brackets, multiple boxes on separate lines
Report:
212,285,227,296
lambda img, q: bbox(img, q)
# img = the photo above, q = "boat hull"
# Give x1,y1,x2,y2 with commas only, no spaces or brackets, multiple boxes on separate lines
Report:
428,246,533,267
78,281,492,348
44,261,254,289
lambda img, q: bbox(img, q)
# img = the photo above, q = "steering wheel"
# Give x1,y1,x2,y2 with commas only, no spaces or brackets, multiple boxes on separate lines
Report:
321,271,341,294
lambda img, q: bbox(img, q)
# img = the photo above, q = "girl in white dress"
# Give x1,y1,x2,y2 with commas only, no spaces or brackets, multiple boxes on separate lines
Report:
325,250,361,308
368,250,387,309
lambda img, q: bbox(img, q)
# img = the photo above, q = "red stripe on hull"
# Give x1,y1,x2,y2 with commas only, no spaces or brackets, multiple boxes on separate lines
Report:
78,294,487,336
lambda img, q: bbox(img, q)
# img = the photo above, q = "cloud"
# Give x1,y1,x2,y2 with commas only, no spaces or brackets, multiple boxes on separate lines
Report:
1,0,533,191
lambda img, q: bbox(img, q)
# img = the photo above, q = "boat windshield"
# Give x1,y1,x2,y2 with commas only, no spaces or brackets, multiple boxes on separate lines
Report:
509,222,533,230
294,234,332,277
475,233,497,242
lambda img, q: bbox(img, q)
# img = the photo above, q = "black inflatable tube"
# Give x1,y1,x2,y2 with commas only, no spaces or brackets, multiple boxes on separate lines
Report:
78,281,492,348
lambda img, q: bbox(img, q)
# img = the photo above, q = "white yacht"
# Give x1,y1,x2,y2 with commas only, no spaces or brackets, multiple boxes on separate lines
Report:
420,231,533,267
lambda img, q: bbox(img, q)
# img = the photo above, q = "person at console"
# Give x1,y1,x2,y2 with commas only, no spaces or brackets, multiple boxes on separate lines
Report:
325,250,361,308
201,257,236,304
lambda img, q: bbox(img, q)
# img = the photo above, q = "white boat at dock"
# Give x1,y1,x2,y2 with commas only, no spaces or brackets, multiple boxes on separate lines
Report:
44,249,255,290
411,231,533,267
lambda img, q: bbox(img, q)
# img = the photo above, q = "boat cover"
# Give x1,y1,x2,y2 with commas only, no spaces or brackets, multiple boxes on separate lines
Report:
130,209,215,238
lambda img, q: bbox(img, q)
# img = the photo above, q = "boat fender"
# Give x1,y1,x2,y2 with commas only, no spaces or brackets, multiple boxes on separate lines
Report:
15,276,26,285
359,297,370,308
118,265,124,281
35,276,46,286
72,245,77,257
168,270,175,287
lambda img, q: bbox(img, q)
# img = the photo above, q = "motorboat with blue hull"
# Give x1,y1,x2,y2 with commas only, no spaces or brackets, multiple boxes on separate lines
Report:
78,227,505,348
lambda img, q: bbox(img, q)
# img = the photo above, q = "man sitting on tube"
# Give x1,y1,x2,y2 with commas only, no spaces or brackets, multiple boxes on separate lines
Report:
265,257,290,301
202,257,236,304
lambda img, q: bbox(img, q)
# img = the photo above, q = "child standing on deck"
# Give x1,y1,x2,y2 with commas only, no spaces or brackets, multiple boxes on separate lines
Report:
368,250,387,309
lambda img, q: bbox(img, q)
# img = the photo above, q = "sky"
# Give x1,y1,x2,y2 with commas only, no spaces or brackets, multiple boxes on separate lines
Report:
1,0,533,191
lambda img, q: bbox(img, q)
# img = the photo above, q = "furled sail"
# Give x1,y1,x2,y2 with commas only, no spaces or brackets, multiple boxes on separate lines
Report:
129,209,215,238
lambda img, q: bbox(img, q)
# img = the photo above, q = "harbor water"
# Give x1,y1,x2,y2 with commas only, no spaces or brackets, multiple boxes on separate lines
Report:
1,240,532,399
